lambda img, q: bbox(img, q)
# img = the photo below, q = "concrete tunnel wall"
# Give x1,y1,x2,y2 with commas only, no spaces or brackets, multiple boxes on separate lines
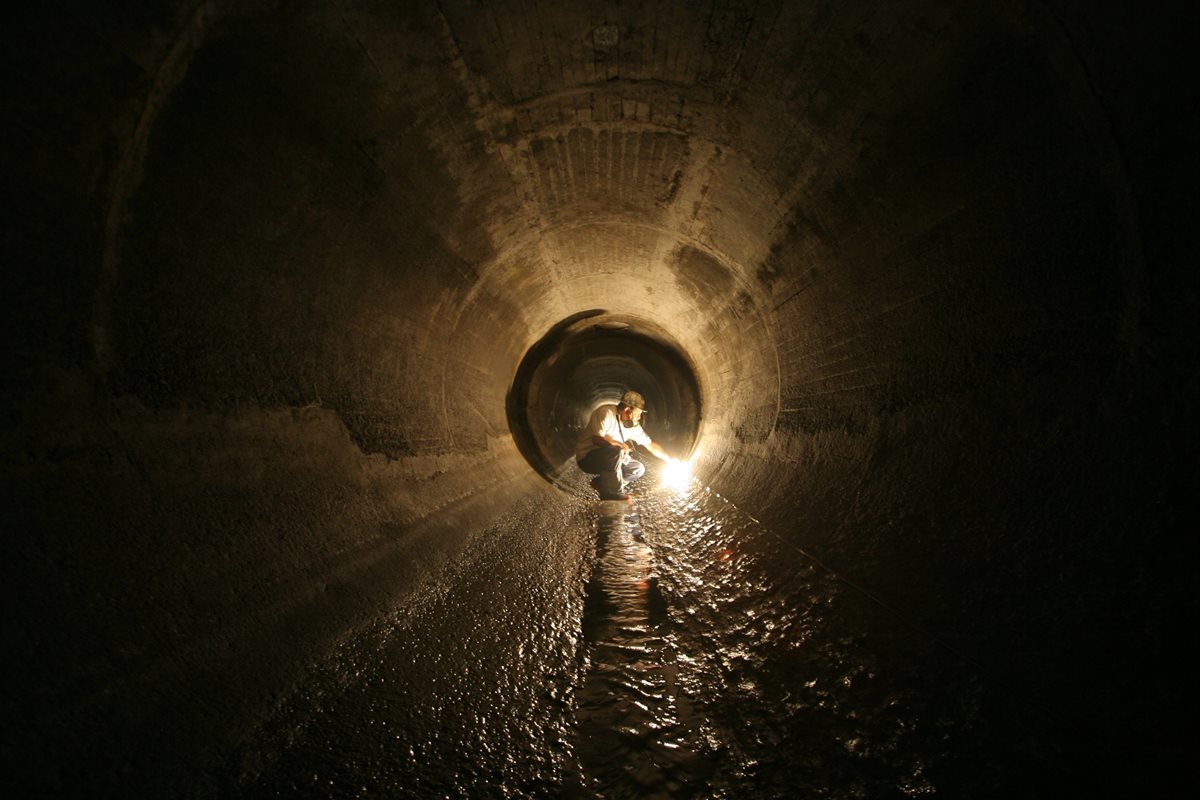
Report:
2,0,1196,794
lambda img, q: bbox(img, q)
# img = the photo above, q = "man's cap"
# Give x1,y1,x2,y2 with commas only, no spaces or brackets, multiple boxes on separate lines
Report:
620,390,647,412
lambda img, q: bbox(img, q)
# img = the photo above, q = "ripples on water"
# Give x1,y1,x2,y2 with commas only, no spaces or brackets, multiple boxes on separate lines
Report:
574,502,709,798
240,472,991,798
574,474,982,798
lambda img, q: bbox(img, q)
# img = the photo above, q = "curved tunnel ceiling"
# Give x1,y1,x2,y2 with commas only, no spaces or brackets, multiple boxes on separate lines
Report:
95,0,1160,620
107,0,813,476
104,0,1137,490
103,0,1101,468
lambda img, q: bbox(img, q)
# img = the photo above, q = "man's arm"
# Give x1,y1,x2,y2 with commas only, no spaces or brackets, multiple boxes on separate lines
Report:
639,438,672,462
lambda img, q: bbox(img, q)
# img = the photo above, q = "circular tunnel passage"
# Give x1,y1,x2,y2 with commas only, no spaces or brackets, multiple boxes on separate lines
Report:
4,1,1196,798
508,311,702,485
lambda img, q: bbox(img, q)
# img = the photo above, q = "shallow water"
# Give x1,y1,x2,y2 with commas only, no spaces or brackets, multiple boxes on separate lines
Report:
572,483,983,799
236,470,1003,798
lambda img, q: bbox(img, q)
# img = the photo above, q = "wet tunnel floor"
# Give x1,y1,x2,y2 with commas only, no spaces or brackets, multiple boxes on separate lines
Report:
229,470,1039,798
567,487,988,799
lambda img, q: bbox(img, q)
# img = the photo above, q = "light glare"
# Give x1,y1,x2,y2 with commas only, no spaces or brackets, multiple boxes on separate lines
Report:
662,452,699,492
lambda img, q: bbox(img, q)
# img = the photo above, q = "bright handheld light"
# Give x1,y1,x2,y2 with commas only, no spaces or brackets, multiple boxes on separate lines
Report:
661,451,699,492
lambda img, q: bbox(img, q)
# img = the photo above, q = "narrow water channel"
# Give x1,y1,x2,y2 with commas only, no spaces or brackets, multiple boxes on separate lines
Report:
573,501,710,797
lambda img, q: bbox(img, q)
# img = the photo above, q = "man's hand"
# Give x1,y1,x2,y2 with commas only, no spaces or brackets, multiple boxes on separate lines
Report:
593,434,632,451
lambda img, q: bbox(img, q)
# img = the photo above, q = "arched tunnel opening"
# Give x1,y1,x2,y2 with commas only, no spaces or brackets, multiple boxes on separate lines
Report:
508,310,702,486
3,2,1196,798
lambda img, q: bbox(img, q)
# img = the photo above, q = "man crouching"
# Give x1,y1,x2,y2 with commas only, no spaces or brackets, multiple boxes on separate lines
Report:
575,389,674,501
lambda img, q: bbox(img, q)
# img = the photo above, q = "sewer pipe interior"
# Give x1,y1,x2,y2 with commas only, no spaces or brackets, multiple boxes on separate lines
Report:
3,1,1196,797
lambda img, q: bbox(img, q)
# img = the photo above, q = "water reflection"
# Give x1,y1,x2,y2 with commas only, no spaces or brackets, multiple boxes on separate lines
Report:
575,501,712,797
240,469,989,798
574,474,955,798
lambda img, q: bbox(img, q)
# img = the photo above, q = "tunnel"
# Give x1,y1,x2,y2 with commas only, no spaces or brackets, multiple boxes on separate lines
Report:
3,1,1196,797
